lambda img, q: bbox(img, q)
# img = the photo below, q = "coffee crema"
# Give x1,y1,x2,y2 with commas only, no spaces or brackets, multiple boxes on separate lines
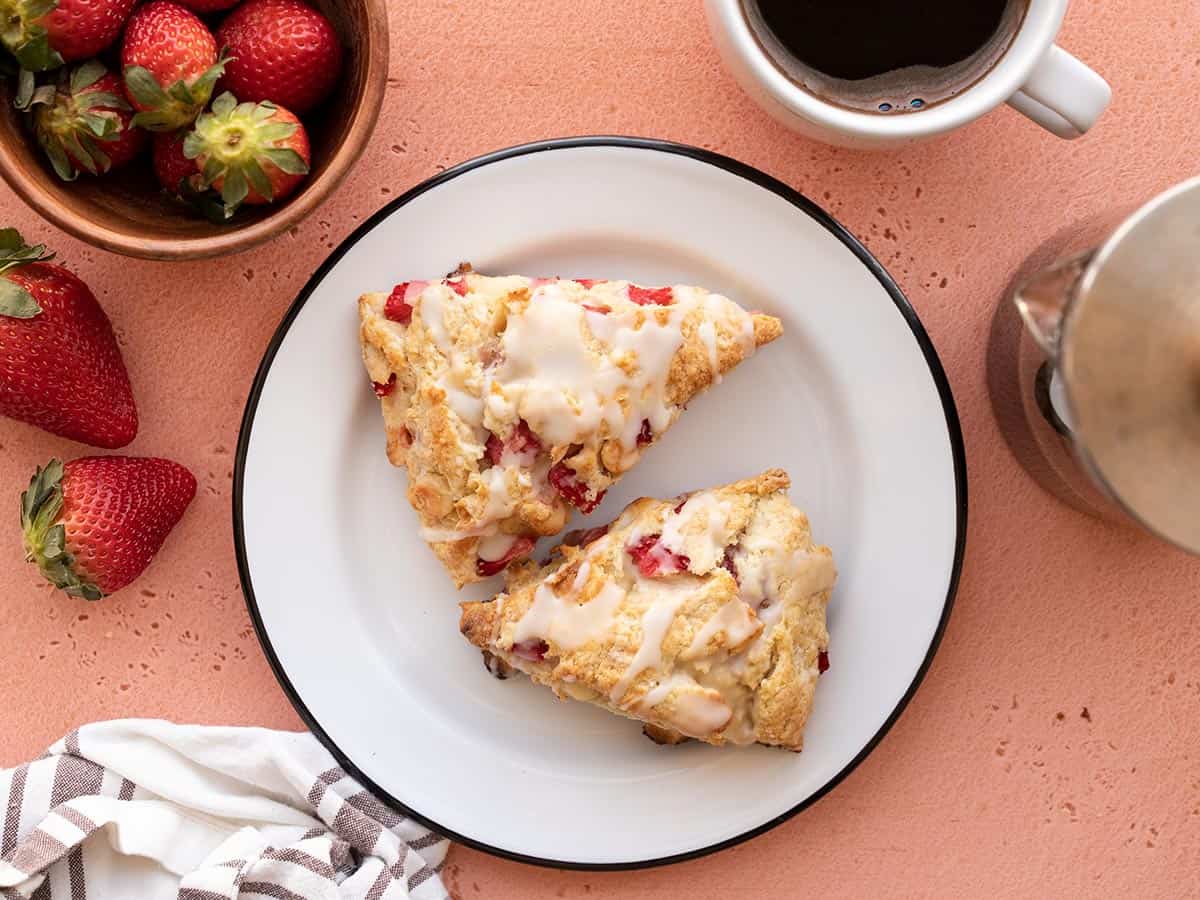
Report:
745,0,1029,114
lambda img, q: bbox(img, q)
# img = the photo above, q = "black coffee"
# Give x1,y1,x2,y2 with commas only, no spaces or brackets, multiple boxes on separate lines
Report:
747,0,1027,113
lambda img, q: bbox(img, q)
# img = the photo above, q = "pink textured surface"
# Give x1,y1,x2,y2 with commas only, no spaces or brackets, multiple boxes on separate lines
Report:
2,1,1199,896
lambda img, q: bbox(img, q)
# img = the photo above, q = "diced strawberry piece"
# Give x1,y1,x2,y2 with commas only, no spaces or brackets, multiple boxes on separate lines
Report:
548,462,605,513
385,282,413,323
576,278,604,288
818,650,829,674
582,303,611,315
486,420,543,467
628,285,674,306
484,432,504,466
446,277,469,297
721,546,739,583
636,419,653,447
673,498,687,514
627,534,690,578
562,524,610,547
510,638,549,662
372,374,396,398
511,420,542,455
475,535,536,577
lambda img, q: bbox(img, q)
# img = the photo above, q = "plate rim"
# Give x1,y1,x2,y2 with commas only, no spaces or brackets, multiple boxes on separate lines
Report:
232,135,969,871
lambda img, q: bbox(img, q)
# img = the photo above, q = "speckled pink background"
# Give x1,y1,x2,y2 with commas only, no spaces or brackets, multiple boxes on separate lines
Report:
3,1,1199,896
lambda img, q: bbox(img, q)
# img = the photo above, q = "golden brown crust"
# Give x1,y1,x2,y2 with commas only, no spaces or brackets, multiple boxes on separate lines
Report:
359,275,783,587
458,469,836,751
642,723,691,745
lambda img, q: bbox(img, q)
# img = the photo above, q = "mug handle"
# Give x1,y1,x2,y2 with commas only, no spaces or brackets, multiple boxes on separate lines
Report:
1006,44,1112,139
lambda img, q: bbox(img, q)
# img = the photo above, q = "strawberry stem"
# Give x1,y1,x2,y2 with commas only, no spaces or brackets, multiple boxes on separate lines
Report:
20,459,103,601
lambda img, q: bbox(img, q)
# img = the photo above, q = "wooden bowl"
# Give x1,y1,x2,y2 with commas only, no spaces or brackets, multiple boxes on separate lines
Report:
0,0,388,261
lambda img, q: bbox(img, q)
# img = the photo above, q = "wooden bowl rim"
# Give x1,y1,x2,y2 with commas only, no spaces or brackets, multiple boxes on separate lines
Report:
0,0,389,262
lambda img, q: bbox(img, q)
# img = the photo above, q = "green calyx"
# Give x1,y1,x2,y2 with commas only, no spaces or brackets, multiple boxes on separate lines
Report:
126,52,229,132
0,226,53,317
30,61,131,180
21,459,103,601
177,175,237,224
183,92,309,216
0,0,63,72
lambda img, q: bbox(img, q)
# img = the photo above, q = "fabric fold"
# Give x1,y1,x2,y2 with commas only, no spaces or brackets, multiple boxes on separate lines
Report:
0,720,448,900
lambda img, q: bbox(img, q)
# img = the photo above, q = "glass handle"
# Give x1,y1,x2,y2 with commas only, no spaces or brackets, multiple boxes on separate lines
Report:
1012,248,1095,360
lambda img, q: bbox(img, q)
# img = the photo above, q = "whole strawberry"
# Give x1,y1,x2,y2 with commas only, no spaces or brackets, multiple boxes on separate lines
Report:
29,61,146,181
121,0,227,131
0,229,138,448
184,92,311,215
21,457,196,600
215,0,343,115
152,129,201,195
0,0,138,71
151,129,234,221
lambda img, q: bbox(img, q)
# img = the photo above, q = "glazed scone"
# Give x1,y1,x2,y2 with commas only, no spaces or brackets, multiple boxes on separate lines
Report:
359,270,783,587
459,470,836,750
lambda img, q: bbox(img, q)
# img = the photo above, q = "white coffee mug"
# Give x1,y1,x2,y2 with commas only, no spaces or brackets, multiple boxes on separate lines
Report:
705,0,1111,147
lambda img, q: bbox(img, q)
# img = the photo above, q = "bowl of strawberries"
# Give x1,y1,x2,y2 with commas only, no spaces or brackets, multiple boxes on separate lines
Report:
0,0,387,260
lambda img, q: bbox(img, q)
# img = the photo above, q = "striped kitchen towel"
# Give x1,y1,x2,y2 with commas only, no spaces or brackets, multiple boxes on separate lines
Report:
0,720,449,900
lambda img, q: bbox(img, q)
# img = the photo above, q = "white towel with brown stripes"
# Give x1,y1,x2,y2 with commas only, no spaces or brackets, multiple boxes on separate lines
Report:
0,720,449,900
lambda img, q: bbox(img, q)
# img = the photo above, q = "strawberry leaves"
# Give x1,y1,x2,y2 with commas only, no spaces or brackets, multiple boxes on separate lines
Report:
0,280,42,317
20,459,103,601
1,0,65,72
184,93,310,215
0,228,53,318
27,62,135,180
14,68,36,108
125,52,228,131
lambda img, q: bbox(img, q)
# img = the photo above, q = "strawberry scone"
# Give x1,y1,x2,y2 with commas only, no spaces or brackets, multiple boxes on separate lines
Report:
358,270,782,587
458,470,836,750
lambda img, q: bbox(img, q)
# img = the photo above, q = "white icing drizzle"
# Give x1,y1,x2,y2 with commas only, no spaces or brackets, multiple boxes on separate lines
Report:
488,283,688,448
483,383,517,425
609,584,690,704
480,466,517,523
442,381,484,426
499,442,539,468
735,529,786,610
419,524,491,542
418,285,452,352
419,466,516,545
571,560,592,592
671,690,733,737
512,580,625,651
641,672,693,709
737,535,837,659
638,673,732,737
755,594,787,632
659,493,732,572
726,649,749,676
478,532,519,562
683,599,761,659
406,278,763,549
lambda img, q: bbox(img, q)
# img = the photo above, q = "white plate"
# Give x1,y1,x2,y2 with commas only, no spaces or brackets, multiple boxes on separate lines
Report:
235,138,966,869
